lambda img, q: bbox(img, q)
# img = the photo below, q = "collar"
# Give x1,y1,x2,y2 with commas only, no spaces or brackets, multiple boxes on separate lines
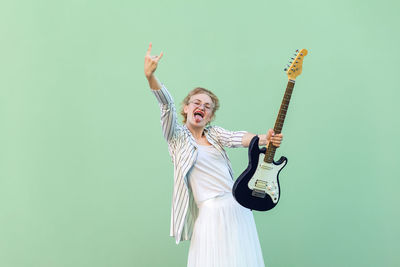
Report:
183,124,213,147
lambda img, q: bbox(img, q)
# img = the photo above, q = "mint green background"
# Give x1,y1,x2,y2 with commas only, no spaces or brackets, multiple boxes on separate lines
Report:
1,0,399,266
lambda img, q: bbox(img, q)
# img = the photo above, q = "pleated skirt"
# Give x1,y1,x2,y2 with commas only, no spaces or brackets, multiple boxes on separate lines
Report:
187,193,265,267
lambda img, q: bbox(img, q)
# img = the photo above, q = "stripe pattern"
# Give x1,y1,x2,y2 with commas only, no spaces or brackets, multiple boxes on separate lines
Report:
152,84,247,244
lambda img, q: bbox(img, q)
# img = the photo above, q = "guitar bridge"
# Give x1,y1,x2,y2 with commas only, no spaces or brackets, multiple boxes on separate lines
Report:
252,189,266,198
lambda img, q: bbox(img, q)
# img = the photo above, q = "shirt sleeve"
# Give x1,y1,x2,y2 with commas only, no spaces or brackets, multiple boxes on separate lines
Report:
151,84,179,142
211,125,248,148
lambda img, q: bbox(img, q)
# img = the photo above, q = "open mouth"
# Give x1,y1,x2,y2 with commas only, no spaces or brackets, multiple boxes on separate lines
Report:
193,110,205,123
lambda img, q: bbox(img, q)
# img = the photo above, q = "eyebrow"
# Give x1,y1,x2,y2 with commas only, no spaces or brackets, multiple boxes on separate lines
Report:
192,99,213,105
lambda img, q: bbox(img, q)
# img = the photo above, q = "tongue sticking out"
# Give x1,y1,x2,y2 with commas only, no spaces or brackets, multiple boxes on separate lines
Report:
194,114,203,123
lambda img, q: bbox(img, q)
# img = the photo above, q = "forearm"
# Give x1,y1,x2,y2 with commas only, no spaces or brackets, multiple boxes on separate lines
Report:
146,74,162,90
151,83,177,141
241,132,267,147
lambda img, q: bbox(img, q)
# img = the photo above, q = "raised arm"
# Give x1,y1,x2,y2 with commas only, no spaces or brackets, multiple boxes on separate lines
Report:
144,43,178,142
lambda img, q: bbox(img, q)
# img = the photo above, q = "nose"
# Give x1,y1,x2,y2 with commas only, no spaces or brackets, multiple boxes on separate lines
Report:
194,104,207,111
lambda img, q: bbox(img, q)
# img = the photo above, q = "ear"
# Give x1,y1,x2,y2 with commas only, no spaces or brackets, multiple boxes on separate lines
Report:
183,104,189,115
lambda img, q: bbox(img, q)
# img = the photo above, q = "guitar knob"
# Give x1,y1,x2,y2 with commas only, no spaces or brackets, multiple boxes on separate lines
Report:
267,185,272,190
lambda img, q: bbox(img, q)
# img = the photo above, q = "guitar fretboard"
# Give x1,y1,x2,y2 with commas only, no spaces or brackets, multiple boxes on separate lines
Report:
264,80,295,163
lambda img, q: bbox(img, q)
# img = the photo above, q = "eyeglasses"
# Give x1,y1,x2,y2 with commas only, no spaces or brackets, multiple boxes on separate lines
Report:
188,100,214,111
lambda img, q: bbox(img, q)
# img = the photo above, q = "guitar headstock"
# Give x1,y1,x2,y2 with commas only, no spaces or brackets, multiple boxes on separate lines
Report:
284,49,308,80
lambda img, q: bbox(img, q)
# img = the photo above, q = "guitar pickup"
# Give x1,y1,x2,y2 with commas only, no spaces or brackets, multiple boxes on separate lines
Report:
255,180,267,189
260,163,272,170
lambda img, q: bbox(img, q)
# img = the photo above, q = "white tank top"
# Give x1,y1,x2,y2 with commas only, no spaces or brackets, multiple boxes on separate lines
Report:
188,144,233,204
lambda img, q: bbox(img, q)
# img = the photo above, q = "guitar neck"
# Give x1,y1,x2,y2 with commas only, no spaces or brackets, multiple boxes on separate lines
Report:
264,79,295,163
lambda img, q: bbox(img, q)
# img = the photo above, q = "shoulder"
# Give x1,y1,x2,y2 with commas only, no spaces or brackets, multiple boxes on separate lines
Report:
205,125,219,131
206,125,226,135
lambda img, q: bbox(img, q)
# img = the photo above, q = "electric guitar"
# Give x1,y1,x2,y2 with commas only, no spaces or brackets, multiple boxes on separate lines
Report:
232,49,308,211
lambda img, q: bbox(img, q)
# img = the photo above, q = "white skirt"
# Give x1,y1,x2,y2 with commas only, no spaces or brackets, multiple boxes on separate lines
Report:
187,193,265,267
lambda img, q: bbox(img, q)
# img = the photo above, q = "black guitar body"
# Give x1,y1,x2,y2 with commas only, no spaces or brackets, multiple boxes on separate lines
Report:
232,136,287,211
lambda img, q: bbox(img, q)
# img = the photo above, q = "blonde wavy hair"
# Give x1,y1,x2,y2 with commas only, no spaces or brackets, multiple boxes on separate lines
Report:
180,87,220,124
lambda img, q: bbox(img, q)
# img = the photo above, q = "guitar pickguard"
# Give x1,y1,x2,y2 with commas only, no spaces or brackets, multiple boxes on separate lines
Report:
247,154,286,204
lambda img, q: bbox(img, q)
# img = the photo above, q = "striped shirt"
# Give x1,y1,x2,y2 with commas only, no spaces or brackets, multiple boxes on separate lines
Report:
152,84,247,244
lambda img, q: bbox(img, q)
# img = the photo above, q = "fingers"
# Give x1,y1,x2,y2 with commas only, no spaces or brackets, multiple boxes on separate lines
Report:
146,43,152,56
146,43,163,63
271,133,283,147
156,51,163,62
271,133,283,142
266,128,283,147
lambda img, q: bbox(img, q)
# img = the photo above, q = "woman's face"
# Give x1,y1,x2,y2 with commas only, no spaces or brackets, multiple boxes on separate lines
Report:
184,93,214,129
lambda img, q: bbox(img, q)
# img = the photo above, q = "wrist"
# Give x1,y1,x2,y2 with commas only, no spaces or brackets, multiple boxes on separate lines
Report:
145,72,154,80
259,134,268,146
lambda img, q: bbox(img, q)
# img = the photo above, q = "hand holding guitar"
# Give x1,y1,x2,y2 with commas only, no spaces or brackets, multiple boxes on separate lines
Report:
266,129,283,148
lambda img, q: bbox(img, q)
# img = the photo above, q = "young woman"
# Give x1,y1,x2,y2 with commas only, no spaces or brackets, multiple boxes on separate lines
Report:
144,43,283,267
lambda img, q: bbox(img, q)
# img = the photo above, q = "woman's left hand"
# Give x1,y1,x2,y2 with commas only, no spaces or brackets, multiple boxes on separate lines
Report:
267,129,283,147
